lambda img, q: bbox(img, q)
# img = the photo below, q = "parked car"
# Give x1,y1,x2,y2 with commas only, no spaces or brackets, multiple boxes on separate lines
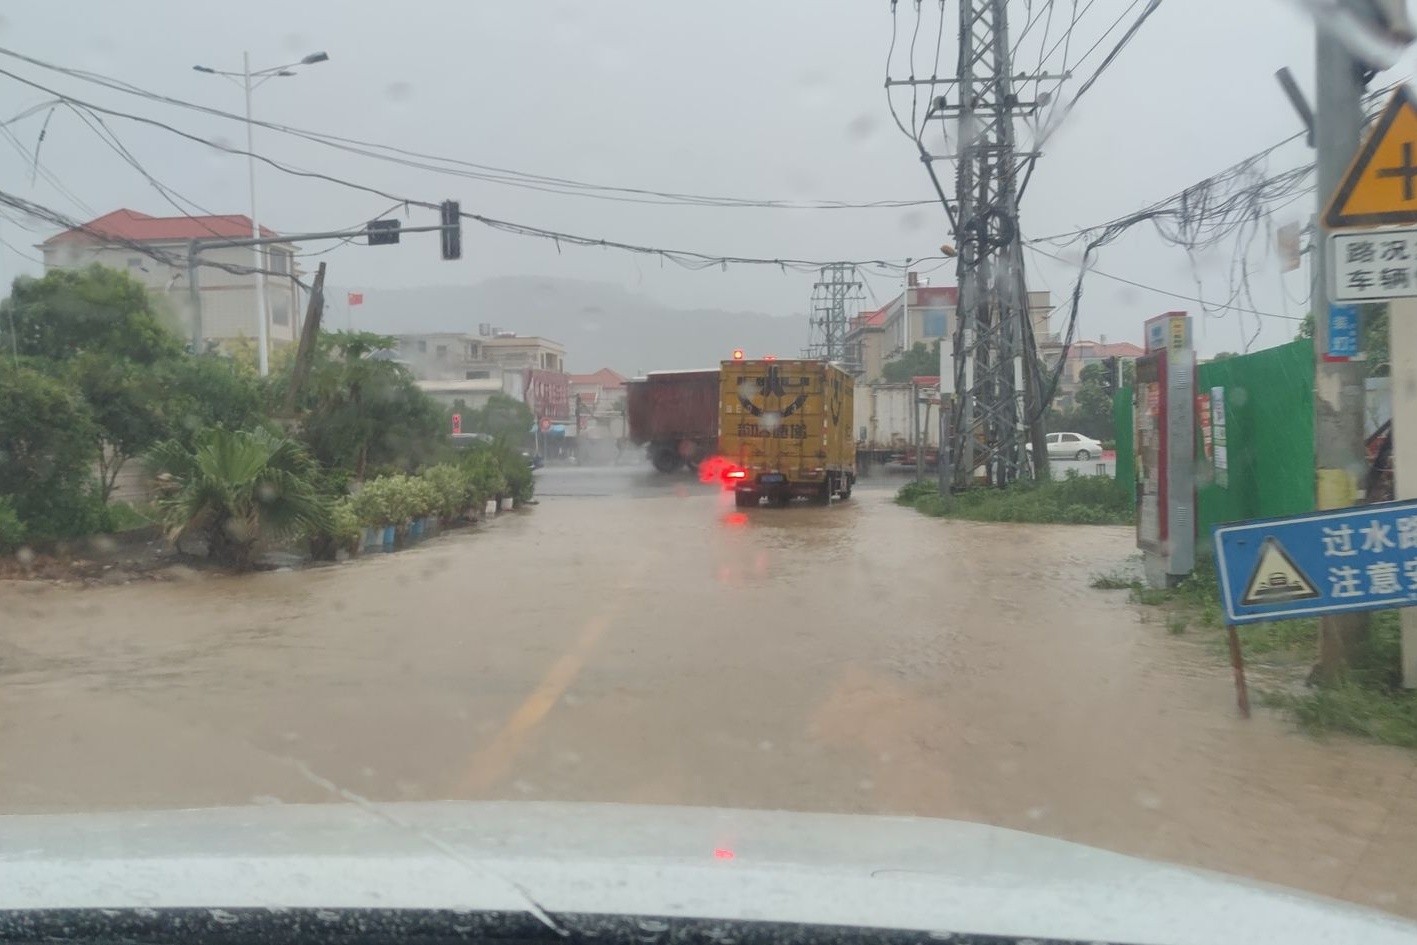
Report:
1027,432,1103,461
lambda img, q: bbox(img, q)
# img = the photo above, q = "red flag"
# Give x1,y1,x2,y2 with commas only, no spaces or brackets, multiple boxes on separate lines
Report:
347,292,364,306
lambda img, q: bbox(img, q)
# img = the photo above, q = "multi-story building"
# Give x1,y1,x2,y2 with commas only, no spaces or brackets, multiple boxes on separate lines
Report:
1044,337,1146,411
41,208,303,350
845,285,1054,384
394,332,489,381
480,333,566,373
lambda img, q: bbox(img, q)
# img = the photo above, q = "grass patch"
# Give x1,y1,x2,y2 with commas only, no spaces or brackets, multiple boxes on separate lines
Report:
895,473,1133,526
1090,569,1134,590
103,500,158,532
1117,559,1417,748
1264,683,1417,748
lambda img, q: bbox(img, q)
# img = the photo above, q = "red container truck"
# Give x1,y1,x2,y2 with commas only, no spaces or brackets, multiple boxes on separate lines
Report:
625,369,720,472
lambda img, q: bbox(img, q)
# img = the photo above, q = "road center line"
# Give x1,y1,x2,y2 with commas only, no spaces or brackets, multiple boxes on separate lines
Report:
460,613,612,793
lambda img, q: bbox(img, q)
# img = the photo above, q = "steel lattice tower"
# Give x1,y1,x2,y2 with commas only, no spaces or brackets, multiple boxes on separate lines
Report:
889,0,1056,486
804,263,863,367
939,0,1050,487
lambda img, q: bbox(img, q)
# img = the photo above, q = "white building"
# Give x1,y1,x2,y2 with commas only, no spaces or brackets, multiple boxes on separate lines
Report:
41,208,303,351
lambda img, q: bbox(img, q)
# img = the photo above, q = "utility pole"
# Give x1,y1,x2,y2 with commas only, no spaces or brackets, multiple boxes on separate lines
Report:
922,0,1052,488
186,238,202,352
1313,7,1376,682
241,52,272,378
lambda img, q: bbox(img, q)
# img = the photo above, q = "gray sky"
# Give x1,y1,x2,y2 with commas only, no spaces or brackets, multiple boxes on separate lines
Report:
0,1,1394,357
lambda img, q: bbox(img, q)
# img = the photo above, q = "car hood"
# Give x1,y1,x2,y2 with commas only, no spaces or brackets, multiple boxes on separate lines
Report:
2,801,1414,945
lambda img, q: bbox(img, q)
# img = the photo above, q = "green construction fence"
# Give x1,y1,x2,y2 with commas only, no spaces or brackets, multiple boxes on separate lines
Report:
1113,338,1314,548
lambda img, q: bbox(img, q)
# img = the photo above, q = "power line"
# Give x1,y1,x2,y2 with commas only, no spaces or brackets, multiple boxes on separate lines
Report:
0,47,941,213
1024,242,1300,320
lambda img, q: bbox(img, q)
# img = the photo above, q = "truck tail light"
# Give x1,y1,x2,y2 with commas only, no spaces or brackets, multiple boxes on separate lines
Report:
726,469,747,479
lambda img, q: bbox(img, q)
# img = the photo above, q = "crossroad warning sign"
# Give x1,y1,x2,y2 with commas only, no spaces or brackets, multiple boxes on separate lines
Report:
1325,88,1417,228
1240,538,1319,605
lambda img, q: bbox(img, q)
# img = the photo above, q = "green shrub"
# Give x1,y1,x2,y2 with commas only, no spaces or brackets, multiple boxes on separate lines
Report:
404,474,439,519
422,464,471,520
0,497,26,553
0,366,105,542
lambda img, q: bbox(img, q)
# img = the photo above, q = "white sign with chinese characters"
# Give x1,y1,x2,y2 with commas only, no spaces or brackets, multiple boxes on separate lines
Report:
1331,227,1417,301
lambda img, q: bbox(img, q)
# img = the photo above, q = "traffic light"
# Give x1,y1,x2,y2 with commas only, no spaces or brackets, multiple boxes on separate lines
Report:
440,200,461,260
1101,356,1119,396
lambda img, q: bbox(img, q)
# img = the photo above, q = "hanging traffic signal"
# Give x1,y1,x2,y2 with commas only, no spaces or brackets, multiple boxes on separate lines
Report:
440,200,461,260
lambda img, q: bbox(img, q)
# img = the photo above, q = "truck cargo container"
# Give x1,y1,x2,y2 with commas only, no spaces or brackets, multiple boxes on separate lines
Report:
718,359,855,507
853,382,942,468
624,369,721,473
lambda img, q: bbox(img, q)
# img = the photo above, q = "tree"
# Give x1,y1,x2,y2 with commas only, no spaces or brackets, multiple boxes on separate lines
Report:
471,393,534,439
289,331,445,477
157,355,266,447
0,266,182,364
0,366,103,541
147,427,330,570
70,353,169,501
881,341,941,384
0,266,205,500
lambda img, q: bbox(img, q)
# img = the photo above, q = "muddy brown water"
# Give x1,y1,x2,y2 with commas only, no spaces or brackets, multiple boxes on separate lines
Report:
2,469,1416,919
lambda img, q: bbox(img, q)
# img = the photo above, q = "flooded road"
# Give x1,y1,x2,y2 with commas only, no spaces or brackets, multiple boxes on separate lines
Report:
3,464,1417,917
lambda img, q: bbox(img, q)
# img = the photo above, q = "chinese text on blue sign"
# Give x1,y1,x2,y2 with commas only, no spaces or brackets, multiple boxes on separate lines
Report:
1213,500,1417,625
1326,303,1360,361
1331,227,1417,302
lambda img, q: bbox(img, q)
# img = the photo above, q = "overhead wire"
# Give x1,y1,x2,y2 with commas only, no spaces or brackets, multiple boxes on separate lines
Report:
0,46,940,212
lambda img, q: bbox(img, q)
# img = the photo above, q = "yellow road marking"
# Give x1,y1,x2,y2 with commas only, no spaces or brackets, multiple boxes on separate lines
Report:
460,613,611,793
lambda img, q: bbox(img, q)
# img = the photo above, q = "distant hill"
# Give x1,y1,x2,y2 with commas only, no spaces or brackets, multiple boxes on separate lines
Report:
331,276,808,375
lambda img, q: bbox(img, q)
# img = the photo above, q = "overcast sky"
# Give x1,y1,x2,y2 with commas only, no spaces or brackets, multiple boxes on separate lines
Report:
0,0,1401,357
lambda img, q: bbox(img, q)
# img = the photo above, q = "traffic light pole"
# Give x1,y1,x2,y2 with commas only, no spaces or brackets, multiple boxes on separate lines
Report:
184,214,461,355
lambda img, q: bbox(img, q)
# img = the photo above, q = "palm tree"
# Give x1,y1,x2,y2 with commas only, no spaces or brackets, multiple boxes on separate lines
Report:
148,427,331,570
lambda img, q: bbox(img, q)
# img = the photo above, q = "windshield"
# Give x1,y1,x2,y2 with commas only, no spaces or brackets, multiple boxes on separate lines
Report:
3,1,1417,940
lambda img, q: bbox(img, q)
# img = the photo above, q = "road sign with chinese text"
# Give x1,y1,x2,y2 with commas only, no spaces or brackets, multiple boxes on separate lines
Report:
1214,500,1417,625
1325,303,1360,361
1330,228,1417,301
1324,88,1417,228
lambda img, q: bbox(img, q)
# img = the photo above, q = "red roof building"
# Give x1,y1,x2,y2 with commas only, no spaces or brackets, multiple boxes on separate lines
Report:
42,209,279,246
40,209,302,350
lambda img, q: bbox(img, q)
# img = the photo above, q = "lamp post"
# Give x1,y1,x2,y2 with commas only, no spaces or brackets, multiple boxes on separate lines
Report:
193,50,328,376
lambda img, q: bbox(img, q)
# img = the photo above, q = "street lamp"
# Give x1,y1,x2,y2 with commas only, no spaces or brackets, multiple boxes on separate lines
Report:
192,50,329,376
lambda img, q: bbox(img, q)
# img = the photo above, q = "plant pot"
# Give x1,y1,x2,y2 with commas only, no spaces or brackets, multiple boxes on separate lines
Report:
409,519,423,541
362,526,380,552
424,515,439,536
381,524,395,551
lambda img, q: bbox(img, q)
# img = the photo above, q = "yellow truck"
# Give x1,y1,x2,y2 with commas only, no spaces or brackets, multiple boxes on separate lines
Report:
717,358,856,508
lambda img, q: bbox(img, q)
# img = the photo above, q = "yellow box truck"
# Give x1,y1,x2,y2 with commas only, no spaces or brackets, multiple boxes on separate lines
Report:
718,359,856,508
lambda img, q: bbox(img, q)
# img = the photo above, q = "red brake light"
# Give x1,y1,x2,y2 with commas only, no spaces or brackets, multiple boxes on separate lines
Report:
726,469,747,479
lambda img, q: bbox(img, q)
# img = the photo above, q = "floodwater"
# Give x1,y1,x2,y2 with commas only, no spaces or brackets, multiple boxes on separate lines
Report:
3,465,1417,918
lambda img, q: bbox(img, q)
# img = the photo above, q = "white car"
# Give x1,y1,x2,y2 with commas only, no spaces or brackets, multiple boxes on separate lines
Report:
1031,431,1103,461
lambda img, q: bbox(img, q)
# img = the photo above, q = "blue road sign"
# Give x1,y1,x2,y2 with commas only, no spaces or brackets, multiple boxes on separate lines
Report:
1214,500,1417,625
1326,303,1359,361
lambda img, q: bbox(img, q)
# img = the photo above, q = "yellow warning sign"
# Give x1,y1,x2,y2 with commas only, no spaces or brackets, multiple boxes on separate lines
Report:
1240,537,1320,606
1326,89,1417,228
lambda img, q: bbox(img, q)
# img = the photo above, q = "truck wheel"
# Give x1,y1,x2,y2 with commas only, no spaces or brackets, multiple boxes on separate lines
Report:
809,482,831,505
734,490,758,508
651,449,682,473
